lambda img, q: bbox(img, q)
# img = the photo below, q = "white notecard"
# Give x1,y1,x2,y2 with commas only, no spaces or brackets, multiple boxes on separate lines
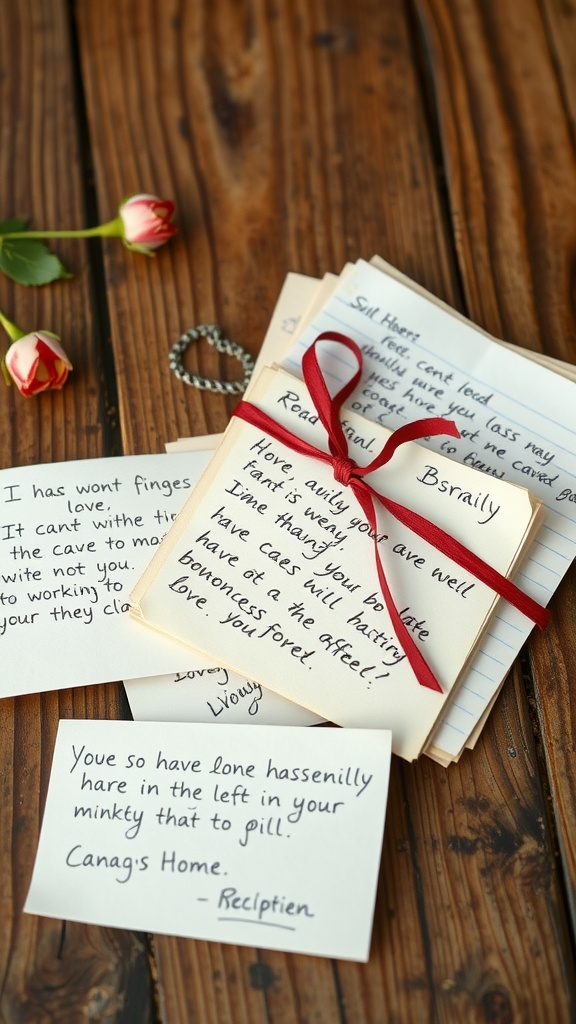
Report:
25,719,392,962
0,452,214,695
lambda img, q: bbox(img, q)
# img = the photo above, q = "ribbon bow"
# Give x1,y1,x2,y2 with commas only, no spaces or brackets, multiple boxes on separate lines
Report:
232,331,549,693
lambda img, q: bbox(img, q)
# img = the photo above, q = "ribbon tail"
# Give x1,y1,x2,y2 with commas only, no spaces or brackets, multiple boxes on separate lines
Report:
372,489,550,629
353,486,443,693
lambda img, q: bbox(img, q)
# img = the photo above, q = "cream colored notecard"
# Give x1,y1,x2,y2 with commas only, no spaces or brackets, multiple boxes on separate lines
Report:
130,364,542,760
124,665,324,727
25,719,391,962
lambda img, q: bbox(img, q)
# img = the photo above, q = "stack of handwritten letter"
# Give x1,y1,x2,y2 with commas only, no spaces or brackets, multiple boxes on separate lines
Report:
15,258,576,958
130,257,576,764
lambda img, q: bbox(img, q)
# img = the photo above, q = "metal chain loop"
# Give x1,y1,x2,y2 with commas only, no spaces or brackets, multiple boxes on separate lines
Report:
169,324,254,395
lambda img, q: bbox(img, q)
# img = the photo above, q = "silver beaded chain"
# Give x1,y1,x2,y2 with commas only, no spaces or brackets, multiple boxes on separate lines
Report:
169,324,255,395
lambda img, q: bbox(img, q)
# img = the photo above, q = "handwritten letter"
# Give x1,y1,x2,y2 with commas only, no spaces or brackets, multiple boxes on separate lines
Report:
131,367,541,760
25,719,392,961
280,259,576,758
0,452,214,695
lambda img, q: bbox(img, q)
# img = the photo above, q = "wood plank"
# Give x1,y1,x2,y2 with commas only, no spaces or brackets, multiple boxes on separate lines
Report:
540,0,576,138
417,0,576,943
415,0,576,357
0,1,153,1019
404,668,575,1021
529,588,576,927
530,0,576,931
74,0,455,458
74,0,576,1020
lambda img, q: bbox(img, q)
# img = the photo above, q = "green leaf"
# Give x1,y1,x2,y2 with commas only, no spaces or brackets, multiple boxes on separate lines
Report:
0,218,28,234
0,237,73,286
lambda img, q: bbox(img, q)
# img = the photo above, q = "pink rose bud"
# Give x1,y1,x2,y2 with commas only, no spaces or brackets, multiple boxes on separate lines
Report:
4,331,72,397
119,193,178,251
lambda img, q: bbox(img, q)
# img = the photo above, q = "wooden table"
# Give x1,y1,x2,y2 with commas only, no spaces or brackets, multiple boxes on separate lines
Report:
1,1,575,1020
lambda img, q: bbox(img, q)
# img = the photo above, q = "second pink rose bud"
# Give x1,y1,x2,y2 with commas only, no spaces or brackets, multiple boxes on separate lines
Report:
118,193,178,252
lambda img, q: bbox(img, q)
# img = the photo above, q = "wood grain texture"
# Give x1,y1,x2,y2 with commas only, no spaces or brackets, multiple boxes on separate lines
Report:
540,0,576,139
417,0,576,978
530,0,576,939
403,668,575,1021
75,0,456,458
529,588,576,927
0,1,153,1020
415,0,576,358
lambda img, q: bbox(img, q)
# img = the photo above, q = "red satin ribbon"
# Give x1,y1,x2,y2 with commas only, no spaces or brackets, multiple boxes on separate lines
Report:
232,331,549,692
